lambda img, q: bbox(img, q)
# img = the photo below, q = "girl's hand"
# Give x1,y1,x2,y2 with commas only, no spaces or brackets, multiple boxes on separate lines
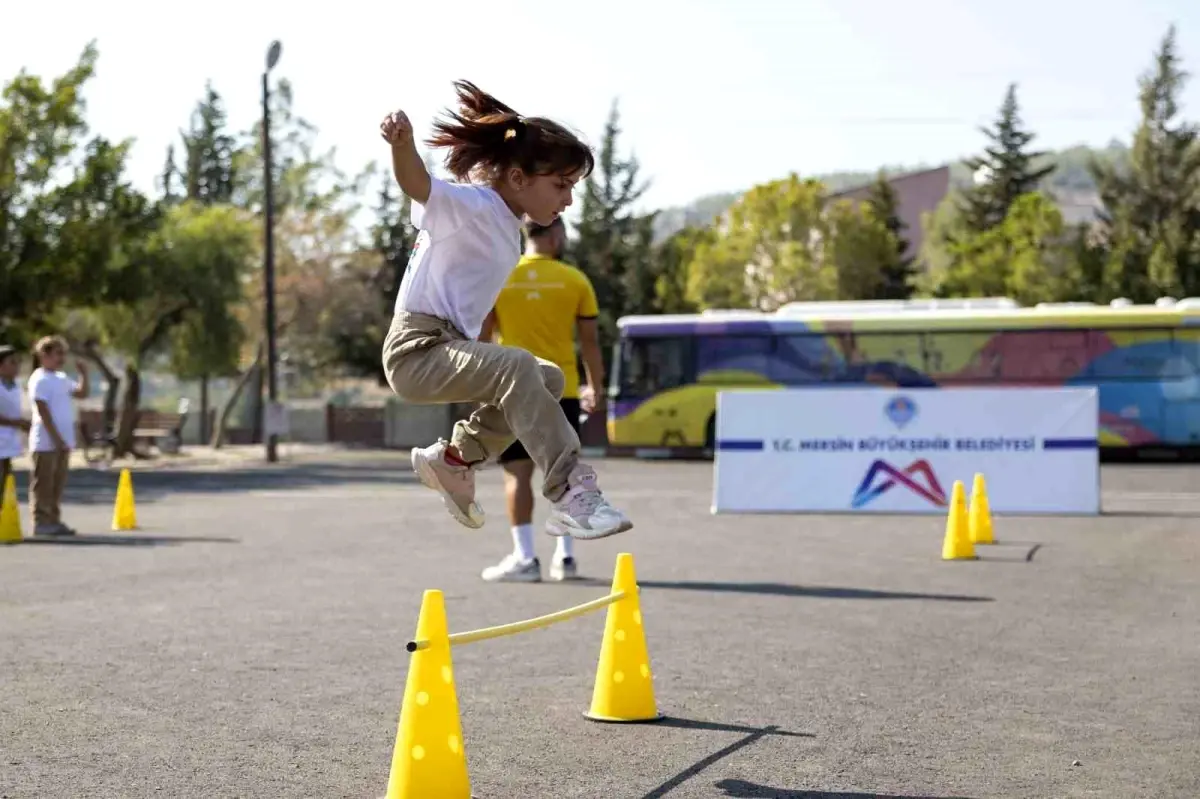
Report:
580,385,604,414
380,110,414,147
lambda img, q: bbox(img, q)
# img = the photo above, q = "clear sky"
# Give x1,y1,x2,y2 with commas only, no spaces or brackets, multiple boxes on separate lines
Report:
3,0,1197,212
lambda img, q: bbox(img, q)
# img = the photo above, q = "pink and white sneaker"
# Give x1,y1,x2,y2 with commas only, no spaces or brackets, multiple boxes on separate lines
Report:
410,439,485,529
545,465,632,540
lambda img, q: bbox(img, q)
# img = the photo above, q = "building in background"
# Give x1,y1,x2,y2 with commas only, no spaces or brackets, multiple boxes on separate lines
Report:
826,165,951,268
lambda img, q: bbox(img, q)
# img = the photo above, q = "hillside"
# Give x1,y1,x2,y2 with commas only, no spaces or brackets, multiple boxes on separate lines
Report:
650,140,1131,242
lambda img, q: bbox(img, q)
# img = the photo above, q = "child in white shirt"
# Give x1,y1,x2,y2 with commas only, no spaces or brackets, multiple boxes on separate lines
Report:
27,336,88,536
379,80,632,541
0,345,29,489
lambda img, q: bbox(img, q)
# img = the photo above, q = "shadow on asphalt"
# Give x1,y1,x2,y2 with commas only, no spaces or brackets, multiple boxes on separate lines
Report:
656,717,813,738
1100,509,1200,517
3,462,416,508
712,781,977,799
559,576,992,603
640,721,811,799
17,534,240,547
631,580,993,603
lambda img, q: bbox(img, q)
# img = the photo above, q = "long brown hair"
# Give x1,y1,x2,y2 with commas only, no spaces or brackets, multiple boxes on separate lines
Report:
426,80,594,185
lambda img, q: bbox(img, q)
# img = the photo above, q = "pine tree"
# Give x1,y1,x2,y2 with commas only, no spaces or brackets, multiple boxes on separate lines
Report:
373,179,416,317
960,84,1056,232
180,83,238,206
160,144,180,204
569,100,655,368
1090,24,1200,301
864,171,916,299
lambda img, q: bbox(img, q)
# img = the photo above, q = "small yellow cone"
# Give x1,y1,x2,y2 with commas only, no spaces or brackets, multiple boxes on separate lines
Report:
111,468,138,531
584,552,664,723
0,473,23,545
385,590,471,799
968,472,995,545
941,480,976,561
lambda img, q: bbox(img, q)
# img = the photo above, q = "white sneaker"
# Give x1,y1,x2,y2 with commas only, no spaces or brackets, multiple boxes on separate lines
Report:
549,556,578,581
481,553,542,583
545,465,632,540
410,439,485,529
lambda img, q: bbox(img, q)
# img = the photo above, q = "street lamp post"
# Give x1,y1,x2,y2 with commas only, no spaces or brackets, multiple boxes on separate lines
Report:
262,40,282,463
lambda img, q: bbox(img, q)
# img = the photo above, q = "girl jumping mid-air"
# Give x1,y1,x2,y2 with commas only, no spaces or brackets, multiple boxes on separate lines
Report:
379,80,632,541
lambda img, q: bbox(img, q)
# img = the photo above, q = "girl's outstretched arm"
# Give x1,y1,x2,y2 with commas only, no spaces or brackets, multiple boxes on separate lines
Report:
380,109,431,205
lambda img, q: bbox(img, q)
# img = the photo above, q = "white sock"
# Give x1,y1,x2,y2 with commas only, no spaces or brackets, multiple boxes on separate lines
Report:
554,534,575,562
512,524,536,562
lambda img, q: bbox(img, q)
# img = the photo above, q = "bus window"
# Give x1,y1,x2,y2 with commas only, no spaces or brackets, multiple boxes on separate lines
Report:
924,331,1000,382
1174,329,1200,373
992,330,1091,382
1089,329,1186,380
618,336,694,396
695,334,773,380
768,334,834,383
831,332,928,385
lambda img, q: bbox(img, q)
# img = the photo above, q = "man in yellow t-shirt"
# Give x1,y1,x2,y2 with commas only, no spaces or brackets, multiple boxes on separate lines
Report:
478,216,605,583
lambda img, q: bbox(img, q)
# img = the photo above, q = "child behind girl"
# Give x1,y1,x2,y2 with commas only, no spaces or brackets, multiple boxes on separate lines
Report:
378,81,632,541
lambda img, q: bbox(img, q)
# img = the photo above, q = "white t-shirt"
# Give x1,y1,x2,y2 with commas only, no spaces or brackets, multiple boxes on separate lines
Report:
0,379,23,459
395,177,524,341
28,368,78,452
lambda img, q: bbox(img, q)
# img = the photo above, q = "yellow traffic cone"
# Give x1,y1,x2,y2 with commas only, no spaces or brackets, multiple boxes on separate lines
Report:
584,552,664,723
0,473,22,545
385,590,471,799
968,472,995,545
941,480,976,561
111,468,138,531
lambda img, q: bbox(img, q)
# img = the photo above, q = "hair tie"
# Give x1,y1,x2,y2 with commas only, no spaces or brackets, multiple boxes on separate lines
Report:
504,117,528,142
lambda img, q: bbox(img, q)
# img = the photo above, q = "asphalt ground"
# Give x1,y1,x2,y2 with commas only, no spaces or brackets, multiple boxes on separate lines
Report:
1,454,1198,798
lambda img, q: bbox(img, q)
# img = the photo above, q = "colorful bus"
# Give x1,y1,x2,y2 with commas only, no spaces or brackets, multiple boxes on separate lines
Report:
605,298,1200,458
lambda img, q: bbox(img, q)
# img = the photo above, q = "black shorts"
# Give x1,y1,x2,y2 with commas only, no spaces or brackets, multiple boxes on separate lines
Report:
498,398,581,464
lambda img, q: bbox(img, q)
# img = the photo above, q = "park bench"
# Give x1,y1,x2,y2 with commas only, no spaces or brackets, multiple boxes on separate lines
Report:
78,400,191,461
132,410,185,449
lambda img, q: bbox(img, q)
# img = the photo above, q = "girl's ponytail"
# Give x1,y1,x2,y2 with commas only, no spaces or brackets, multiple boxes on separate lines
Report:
425,80,593,184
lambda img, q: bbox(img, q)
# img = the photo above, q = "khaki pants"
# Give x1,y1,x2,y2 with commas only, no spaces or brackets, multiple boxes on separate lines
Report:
30,450,70,527
383,311,580,503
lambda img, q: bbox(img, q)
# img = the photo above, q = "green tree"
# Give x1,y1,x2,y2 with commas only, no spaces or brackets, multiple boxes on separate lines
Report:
864,171,916,298
825,197,903,300
328,165,420,383
96,202,256,456
569,100,656,367
0,42,155,345
959,84,1057,233
164,83,247,440
650,226,712,314
921,192,1078,304
232,79,347,216
207,78,354,445
685,174,837,310
181,83,239,206
1090,24,1200,302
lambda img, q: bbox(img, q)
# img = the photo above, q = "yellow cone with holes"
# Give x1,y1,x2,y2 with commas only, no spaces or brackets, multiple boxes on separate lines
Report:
968,472,995,545
385,589,471,799
584,552,664,723
0,473,22,545
111,468,138,531
941,480,977,561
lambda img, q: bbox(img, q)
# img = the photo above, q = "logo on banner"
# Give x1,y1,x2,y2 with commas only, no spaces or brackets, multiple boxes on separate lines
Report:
885,395,917,429
851,458,948,509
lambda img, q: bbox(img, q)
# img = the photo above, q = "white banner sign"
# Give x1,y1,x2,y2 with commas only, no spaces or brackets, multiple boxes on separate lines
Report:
712,387,1099,515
